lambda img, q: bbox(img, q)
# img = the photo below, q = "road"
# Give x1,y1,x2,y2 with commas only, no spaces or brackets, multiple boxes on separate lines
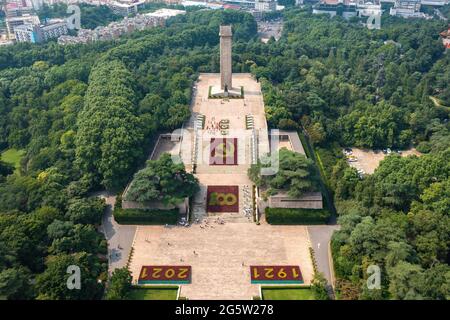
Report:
96,191,137,274
429,95,448,108
308,225,340,288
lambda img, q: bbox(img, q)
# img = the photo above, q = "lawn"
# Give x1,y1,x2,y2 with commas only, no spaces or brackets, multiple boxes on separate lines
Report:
1,148,24,173
128,286,178,300
262,286,315,300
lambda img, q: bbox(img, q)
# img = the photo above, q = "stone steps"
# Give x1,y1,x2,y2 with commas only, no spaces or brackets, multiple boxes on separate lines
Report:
195,164,250,174
206,212,252,223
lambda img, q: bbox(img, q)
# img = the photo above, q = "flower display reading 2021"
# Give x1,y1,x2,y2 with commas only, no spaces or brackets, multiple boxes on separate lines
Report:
138,266,192,284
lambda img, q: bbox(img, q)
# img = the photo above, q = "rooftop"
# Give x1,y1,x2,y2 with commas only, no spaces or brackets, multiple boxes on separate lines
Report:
145,8,187,18
269,191,323,201
269,130,306,156
440,27,450,38
110,0,145,8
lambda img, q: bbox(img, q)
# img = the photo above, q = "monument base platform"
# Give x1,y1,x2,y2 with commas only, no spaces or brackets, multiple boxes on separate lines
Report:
209,85,243,99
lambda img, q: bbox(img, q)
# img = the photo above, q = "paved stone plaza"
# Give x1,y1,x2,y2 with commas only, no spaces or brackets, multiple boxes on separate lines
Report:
180,73,270,221
182,73,269,168
129,222,314,300
126,73,315,299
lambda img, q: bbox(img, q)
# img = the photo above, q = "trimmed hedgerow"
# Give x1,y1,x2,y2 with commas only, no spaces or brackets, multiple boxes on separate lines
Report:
113,194,179,225
265,207,330,225
114,207,178,225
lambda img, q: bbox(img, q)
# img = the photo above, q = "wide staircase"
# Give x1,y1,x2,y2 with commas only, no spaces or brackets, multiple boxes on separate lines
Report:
195,164,250,174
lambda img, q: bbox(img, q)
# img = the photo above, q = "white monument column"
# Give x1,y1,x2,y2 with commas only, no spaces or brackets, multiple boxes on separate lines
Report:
220,25,232,91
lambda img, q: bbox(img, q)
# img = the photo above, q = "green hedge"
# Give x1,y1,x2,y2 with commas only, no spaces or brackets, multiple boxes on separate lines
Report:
113,194,179,225
265,207,330,225
114,207,178,225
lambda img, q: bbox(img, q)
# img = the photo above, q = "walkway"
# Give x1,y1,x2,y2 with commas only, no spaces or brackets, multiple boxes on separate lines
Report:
308,225,340,287
130,222,314,300
97,192,137,274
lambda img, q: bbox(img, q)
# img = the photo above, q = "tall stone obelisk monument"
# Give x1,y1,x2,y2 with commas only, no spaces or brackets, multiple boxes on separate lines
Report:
219,25,232,91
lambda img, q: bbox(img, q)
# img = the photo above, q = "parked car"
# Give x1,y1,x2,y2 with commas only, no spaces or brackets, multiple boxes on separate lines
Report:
343,148,353,156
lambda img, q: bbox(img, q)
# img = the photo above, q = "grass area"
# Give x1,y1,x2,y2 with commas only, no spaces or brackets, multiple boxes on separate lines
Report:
128,286,178,300
1,148,24,173
262,286,314,300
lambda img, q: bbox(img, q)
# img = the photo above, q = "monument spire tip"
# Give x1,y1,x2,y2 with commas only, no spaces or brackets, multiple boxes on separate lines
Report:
219,25,232,37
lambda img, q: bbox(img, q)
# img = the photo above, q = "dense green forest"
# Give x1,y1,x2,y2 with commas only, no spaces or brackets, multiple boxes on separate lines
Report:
125,154,199,205
38,3,122,30
261,12,449,151
0,9,256,299
255,10,448,299
440,4,450,19
0,7,448,299
330,151,449,299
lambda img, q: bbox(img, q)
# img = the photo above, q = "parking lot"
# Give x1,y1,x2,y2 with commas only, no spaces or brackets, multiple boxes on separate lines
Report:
344,148,422,174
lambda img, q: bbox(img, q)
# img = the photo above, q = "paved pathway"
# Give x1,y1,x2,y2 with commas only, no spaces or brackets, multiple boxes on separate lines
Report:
307,225,340,288
96,192,137,274
130,222,314,300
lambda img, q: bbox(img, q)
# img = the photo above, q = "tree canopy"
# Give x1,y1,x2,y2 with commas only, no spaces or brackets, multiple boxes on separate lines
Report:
330,149,449,299
125,153,199,205
249,148,319,198
0,7,448,300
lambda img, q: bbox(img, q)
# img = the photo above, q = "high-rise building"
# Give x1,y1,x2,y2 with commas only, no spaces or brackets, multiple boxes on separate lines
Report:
312,0,358,20
6,14,40,36
255,0,277,12
4,0,34,17
356,0,382,17
389,0,430,18
13,23,41,43
110,0,146,16
14,19,68,43
420,0,448,6
40,19,68,41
